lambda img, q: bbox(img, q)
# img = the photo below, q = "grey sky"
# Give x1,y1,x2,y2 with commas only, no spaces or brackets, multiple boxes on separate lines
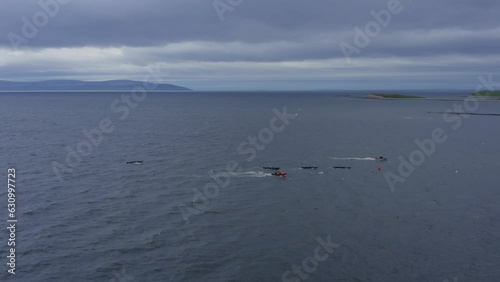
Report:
1,0,499,90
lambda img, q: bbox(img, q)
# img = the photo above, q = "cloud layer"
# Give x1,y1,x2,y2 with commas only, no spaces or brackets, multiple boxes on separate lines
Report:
1,0,499,89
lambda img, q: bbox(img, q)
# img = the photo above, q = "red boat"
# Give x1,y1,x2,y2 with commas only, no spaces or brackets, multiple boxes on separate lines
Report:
272,171,287,177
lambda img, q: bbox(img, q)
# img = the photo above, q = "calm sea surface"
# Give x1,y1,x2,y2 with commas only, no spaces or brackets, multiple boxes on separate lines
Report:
0,91,499,281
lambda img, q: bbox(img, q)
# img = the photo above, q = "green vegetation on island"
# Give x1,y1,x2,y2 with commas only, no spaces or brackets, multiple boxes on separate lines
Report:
366,94,423,99
473,91,500,97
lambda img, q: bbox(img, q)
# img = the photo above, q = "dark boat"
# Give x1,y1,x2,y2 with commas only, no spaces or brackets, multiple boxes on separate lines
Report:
301,166,318,169
127,161,143,165
333,166,351,169
375,156,387,162
272,171,287,177
263,166,280,170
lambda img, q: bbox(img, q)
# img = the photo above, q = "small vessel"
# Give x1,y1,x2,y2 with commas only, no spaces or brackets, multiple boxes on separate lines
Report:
333,166,351,169
263,166,280,170
375,156,387,162
127,161,143,165
301,166,318,170
272,171,287,177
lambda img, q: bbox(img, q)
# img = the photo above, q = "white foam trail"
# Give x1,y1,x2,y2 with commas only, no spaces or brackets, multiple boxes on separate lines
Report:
331,157,376,161
226,171,272,178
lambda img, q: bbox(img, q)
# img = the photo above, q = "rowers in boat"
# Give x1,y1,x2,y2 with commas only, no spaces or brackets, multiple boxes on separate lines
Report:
301,166,318,170
333,166,351,169
272,171,287,177
127,160,143,165
263,166,280,170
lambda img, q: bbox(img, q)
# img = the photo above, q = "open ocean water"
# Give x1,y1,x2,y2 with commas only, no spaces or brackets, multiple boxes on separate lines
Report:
0,91,499,281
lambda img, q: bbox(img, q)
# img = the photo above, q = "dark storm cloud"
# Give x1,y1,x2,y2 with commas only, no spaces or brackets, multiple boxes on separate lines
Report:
1,0,500,59
1,0,499,89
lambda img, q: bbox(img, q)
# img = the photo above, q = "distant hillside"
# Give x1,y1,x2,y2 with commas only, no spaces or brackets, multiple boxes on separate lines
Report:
0,80,191,91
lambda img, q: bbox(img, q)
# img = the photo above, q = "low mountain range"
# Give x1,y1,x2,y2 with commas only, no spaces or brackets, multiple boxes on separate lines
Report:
0,80,191,91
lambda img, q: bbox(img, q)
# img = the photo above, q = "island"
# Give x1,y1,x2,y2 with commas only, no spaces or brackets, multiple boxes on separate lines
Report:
0,80,191,91
364,94,423,99
473,91,500,98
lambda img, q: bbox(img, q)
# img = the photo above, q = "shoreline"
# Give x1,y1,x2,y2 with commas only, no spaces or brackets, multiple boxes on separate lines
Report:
362,94,500,102
427,111,500,117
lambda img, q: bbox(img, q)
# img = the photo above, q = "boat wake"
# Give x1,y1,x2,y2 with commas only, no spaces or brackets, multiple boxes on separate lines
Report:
330,157,376,161
229,171,273,178
211,170,273,178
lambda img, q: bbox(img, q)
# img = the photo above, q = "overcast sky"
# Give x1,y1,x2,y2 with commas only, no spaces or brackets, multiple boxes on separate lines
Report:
1,0,499,90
